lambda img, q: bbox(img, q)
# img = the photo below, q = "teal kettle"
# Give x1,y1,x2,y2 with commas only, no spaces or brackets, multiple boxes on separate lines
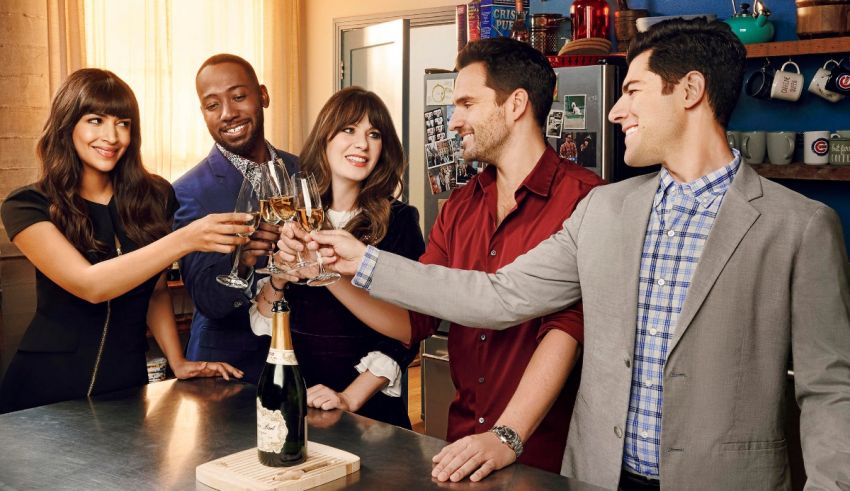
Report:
725,1,775,44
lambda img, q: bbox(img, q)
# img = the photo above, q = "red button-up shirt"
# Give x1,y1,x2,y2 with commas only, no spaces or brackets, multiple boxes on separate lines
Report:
411,147,603,473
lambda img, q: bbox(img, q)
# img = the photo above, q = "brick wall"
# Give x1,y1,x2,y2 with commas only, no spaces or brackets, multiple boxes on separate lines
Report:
0,0,50,258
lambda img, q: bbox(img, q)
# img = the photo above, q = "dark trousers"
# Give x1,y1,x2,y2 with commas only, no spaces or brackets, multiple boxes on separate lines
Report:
618,469,660,491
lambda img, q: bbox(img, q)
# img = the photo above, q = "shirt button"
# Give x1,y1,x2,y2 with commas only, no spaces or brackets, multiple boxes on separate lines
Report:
666,229,675,237
641,430,649,439
478,377,485,384
489,249,497,256
645,379,654,388
656,278,666,286
614,426,623,438
478,417,485,424
480,334,486,341
649,328,658,336
625,359,631,368
233,300,243,308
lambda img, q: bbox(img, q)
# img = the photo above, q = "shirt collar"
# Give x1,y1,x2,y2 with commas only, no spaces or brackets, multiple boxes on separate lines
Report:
216,141,279,169
654,148,741,209
474,146,561,198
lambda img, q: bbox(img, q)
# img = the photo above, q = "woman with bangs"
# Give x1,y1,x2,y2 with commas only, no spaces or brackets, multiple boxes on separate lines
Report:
0,69,248,413
250,87,424,428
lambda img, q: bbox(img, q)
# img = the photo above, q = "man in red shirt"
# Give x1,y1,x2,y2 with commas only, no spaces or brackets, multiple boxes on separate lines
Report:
280,37,602,482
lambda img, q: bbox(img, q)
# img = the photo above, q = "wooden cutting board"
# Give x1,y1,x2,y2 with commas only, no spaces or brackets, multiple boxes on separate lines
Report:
196,441,360,491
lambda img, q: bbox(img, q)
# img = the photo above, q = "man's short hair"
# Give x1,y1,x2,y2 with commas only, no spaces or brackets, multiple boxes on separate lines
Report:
456,37,556,129
196,53,260,87
627,17,746,126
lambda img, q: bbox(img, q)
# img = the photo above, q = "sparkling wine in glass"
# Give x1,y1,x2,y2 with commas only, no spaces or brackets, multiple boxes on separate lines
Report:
256,159,294,275
216,173,260,289
290,172,340,287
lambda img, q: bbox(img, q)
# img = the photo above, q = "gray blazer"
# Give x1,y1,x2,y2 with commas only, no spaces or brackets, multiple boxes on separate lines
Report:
368,163,850,490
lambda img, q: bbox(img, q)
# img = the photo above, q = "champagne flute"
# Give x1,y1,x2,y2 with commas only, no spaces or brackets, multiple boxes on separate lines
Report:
216,173,261,289
291,172,341,287
256,159,295,275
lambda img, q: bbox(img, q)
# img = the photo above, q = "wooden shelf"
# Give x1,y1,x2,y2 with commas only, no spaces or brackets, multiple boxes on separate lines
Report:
749,163,850,180
745,37,850,58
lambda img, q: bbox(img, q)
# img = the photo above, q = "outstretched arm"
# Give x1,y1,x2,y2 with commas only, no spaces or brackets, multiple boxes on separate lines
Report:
12,213,250,304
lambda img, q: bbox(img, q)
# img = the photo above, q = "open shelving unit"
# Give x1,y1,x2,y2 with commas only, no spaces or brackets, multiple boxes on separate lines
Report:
744,37,850,180
748,163,850,181
745,36,850,58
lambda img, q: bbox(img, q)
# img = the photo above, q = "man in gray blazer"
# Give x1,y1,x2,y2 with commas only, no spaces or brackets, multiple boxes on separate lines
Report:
294,18,850,490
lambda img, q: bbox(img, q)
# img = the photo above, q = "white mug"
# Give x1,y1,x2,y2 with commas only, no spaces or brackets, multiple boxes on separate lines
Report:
808,59,846,103
741,131,766,164
766,132,795,165
770,61,804,102
726,131,741,150
803,131,831,165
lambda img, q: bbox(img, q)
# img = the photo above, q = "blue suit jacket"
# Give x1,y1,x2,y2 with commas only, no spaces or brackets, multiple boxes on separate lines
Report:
173,145,299,383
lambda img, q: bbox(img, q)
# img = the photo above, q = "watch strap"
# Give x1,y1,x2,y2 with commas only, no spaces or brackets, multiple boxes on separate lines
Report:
489,425,524,458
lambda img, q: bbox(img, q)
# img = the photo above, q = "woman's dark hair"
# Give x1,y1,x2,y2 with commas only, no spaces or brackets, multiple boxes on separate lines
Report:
456,37,556,129
36,68,171,256
627,17,746,126
299,87,405,244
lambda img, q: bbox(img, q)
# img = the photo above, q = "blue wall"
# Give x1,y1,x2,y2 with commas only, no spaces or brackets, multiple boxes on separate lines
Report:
531,0,850,252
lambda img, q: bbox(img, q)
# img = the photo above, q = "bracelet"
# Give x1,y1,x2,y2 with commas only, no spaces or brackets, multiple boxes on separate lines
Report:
269,277,286,292
489,425,524,458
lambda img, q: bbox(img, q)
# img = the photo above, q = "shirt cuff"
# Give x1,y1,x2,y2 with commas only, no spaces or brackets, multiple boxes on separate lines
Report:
248,277,272,337
351,245,380,290
355,351,402,397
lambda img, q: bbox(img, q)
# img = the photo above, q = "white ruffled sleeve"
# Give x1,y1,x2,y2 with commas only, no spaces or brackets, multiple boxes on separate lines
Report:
248,277,272,337
355,351,403,397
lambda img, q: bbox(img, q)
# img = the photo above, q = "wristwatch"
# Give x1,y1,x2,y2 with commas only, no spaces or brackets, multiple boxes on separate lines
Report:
489,425,524,458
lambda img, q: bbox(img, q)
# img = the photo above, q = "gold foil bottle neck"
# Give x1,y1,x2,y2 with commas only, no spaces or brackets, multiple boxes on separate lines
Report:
271,299,293,351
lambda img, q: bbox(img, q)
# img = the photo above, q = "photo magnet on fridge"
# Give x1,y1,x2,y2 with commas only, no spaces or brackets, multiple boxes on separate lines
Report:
563,94,587,130
426,78,455,106
546,109,564,138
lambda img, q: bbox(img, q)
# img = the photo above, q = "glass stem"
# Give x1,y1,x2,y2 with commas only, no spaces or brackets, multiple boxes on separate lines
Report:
229,243,244,277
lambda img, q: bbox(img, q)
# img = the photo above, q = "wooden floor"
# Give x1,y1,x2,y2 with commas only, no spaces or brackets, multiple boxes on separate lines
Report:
407,364,424,433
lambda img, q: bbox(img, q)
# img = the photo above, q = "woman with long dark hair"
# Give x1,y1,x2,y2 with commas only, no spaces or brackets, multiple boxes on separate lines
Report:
0,68,249,413
250,87,424,428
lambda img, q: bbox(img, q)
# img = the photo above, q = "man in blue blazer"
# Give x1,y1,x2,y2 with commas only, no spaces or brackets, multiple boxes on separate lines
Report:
173,54,298,383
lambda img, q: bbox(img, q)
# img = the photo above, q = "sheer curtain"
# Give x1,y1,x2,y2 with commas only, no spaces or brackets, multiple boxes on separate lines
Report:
82,0,304,182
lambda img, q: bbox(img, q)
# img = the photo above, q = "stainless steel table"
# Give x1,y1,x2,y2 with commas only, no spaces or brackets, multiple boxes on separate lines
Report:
0,378,605,490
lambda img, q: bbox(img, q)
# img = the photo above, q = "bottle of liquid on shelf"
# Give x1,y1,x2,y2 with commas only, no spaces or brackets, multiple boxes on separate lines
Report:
256,299,307,467
511,0,529,43
570,0,610,39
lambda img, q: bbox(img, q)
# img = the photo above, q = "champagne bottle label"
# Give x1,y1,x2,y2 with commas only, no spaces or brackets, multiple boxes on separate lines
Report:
266,348,298,365
257,398,288,453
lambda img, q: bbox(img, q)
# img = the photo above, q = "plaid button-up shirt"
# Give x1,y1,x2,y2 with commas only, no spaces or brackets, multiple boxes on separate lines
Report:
623,151,741,477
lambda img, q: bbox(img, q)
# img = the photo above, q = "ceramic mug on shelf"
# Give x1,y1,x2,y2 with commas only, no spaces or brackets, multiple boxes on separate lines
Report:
769,61,804,102
766,132,795,165
803,130,831,165
745,65,774,100
726,131,741,151
808,59,846,103
825,59,850,95
741,131,766,164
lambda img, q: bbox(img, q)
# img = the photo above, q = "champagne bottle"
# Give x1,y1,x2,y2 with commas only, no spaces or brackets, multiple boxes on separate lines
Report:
256,299,307,466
